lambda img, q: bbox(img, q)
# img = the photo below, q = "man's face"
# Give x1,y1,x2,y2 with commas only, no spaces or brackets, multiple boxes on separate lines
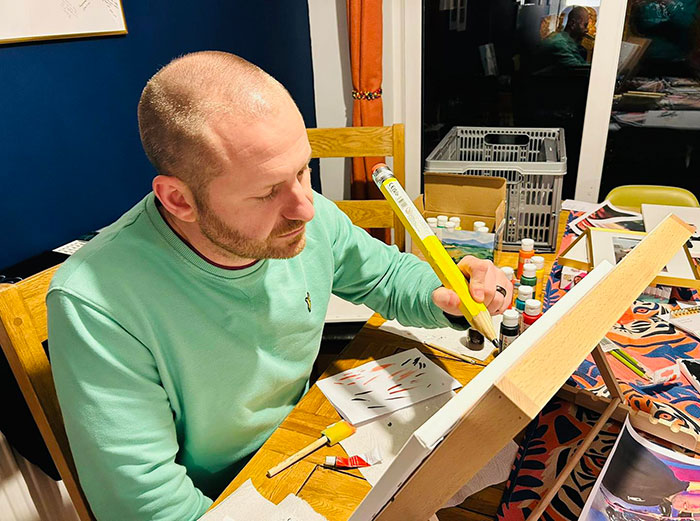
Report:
570,13,590,40
193,97,315,261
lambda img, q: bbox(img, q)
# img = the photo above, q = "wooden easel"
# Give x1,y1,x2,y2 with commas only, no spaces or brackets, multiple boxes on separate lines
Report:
362,215,694,521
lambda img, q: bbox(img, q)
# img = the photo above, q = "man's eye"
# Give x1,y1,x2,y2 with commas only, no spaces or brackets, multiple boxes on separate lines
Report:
258,190,277,201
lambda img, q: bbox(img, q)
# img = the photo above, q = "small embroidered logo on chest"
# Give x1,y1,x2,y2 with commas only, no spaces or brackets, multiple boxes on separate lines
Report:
305,292,312,313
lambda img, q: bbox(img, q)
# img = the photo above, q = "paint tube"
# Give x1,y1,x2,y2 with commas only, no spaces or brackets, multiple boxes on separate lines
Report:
324,448,382,469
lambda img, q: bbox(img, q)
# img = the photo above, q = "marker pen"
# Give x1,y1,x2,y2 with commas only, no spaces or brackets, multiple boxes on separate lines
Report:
521,299,543,332
517,238,535,279
498,309,520,354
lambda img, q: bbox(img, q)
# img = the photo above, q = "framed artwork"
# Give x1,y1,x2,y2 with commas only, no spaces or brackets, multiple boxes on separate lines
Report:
0,1,127,45
587,227,700,289
558,232,591,271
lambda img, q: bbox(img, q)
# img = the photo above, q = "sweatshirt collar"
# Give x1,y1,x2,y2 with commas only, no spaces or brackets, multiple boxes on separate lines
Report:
145,193,266,279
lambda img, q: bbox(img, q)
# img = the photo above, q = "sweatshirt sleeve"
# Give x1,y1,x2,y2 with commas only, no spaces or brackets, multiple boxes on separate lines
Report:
47,290,212,521
318,195,455,329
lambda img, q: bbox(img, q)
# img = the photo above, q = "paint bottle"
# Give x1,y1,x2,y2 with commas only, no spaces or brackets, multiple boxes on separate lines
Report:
515,285,533,315
477,226,490,234
521,299,543,332
500,266,514,283
449,216,461,230
531,255,545,301
498,309,520,354
427,217,438,228
436,215,448,228
500,266,515,308
520,263,537,296
517,238,535,279
473,220,486,231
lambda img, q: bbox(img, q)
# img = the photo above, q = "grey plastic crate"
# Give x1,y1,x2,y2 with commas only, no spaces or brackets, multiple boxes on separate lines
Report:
425,127,567,252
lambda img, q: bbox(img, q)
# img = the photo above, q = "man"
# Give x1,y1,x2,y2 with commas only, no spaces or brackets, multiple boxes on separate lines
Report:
538,6,591,69
47,51,511,520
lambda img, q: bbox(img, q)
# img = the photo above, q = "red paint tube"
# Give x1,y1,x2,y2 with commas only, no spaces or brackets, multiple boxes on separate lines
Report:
325,448,382,469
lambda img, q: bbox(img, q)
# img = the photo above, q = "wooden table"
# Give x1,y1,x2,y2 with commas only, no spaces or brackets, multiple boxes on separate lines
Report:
212,213,570,520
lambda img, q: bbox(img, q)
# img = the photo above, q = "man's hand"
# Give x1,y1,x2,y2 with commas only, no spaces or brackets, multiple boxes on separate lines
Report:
431,256,513,316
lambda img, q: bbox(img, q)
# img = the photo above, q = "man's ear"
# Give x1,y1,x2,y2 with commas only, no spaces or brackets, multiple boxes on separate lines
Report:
152,175,198,223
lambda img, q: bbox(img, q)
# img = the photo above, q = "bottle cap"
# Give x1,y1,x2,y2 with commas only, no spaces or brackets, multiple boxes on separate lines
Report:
477,226,490,233
531,255,545,270
325,456,337,466
500,266,514,281
521,238,534,251
517,285,533,300
473,220,486,231
427,217,438,226
524,299,542,316
445,221,457,230
522,263,537,279
449,216,461,224
502,308,519,327
437,215,448,223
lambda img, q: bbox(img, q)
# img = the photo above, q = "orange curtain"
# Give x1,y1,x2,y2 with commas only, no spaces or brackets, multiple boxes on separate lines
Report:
347,0,386,213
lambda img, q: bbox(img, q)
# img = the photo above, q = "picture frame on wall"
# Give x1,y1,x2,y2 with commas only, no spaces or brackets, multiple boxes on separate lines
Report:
587,227,700,289
0,1,127,45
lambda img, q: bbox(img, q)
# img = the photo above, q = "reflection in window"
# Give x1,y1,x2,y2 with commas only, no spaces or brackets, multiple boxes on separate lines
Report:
601,0,700,198
423,0,598,198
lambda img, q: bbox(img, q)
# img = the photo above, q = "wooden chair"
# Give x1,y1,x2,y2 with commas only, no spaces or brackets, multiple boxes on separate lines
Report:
307,124,406,251
0,266,95,520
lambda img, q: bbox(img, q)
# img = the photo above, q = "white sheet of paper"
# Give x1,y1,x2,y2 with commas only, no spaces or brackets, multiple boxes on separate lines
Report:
378,316,502,362
203,480,328,521
200,480,278,521
317,348,462,425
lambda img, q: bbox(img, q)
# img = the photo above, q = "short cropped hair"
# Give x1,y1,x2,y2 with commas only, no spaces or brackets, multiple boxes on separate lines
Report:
138,51,286,193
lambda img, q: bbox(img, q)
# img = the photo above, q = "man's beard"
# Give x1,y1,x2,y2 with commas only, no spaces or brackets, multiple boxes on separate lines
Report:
196,197,306,261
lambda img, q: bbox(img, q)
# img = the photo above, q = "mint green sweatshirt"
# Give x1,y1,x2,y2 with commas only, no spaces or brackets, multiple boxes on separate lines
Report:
47,192,454,521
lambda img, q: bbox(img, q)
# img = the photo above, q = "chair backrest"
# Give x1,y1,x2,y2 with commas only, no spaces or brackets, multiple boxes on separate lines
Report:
307,124,406,251
605,185,700,212
0,266,95,521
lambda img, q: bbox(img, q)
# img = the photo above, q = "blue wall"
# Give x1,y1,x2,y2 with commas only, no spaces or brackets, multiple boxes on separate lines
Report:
0,1,317,269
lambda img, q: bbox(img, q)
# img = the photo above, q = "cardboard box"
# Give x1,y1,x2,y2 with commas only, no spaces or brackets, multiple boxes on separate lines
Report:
413,173,507,264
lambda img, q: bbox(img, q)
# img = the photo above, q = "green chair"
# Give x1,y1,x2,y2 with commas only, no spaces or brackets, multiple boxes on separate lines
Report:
605,185,699,212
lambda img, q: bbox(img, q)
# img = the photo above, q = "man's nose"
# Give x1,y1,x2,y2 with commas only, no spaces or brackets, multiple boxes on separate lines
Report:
283,182,315,223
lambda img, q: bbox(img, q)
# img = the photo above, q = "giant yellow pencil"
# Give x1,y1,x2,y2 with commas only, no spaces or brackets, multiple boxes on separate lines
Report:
371,163,499,347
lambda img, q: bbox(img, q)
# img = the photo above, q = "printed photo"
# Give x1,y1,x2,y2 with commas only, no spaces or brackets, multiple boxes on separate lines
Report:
581,418,700,520
612,236,641,264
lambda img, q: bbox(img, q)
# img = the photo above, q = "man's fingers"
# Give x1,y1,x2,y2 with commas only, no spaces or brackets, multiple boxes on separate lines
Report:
457,256,490,302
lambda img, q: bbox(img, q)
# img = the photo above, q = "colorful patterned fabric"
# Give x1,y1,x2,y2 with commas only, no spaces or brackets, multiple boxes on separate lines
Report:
498,398,620,521
498,211,700,521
